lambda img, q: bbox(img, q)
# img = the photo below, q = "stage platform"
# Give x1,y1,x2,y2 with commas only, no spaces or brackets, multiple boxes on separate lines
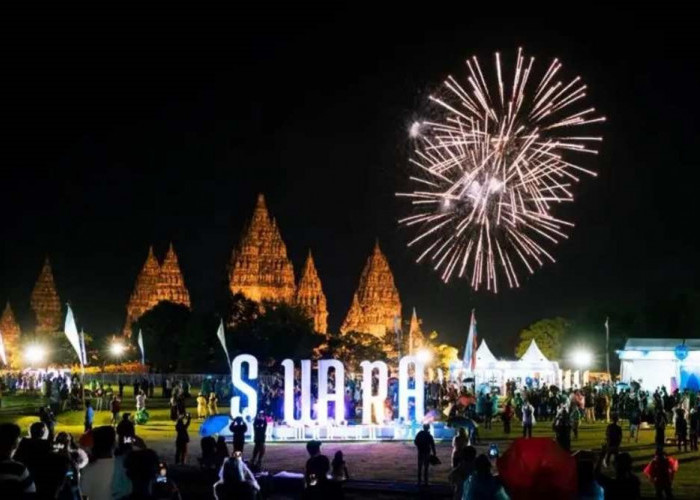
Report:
213,420,456,442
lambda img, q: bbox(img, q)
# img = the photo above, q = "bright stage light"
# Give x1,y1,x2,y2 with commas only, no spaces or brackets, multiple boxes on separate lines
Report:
416,349,433,364
110,342,126,357
24,344,46,364
571,349,593,368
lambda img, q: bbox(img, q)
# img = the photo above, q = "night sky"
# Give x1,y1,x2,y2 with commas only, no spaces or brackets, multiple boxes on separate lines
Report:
2,7,699,357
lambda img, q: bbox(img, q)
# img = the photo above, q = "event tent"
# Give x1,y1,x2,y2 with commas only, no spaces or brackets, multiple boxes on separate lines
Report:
473,339,562,390
618,338,700,391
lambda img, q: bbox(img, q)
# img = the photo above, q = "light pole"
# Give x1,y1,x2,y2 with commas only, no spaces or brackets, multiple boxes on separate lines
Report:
571,349,593,369
110,340,126,360
24,344,47,368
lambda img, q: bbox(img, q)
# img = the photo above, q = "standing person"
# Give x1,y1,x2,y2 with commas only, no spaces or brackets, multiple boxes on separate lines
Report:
116,413,136,448
643,448,678,499
135,390,146,412
413,423,436,486
214,454,260,499
483,394,493,430
585,388,595,423
448,445,476,500
304,440,330,488
0,423,36,496
553,407,572,451
251,411,267,469
39,406,56,442
208,393,219,416
176,394,186,418
522,399,535,438
451,427,468,467
118,378,124,399
13,422,50,494
81,426,131,500
595,450,641,499
628,405,641,443
674,408,689,452
655,409,668,449
229,416,248,454
94,384,104,411
196,393,208,419
215,436,229,469
462,454,509,499
169,395,178,421
331,450,350,481
571,404,581,440
84,401,95,432
174,413,191,465
689,407,699,452
604,415,623,467
125,449,182,500
110,395,121,426
502,401,514,435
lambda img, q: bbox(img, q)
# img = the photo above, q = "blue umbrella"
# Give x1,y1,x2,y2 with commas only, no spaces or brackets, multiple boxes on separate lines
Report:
199,415,231,437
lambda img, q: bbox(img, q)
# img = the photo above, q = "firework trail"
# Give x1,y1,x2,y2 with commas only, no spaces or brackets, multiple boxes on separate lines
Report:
397,48,605,292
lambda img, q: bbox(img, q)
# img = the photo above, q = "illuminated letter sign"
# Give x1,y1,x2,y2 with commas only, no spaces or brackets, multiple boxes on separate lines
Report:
360,360,388,424
317,359,345,424
282,359,313,424
231,354,258,418
398,355,425,422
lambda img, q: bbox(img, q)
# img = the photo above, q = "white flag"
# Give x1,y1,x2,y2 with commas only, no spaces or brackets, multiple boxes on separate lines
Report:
137,329,145,365
0,331,6,365
79,330,88,365
216,319,230,367
64,305,83,365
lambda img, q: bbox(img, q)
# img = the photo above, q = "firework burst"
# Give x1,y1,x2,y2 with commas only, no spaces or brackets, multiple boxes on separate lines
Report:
397,48,605,292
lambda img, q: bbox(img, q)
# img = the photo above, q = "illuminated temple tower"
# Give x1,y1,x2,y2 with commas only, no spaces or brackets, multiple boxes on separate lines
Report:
123,246,161,335
229,194,296,303
294,251,328,333
341,241,402,338
149,243,191,308
0,302,22,367
30,257,62,334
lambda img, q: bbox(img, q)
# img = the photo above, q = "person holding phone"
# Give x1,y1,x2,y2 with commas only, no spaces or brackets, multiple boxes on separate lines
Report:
174,413,191,465
229,416,248,454
251,411,267,469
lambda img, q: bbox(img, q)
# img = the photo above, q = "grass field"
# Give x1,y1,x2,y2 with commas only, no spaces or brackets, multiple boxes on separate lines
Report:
1,402,699,498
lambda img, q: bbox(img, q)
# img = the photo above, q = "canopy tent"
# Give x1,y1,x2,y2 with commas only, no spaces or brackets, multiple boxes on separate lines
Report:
618,338,700,391
471,339,562,391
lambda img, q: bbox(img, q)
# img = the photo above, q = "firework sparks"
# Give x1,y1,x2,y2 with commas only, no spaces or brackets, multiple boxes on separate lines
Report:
397,48,605,292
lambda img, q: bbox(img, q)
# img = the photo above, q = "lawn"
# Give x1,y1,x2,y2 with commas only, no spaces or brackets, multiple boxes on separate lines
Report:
1,404,699,499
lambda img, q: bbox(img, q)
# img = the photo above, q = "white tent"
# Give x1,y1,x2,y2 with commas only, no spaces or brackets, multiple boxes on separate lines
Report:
475,339,498,367
472,339,562,390
519,340,550,364
618,338,700,391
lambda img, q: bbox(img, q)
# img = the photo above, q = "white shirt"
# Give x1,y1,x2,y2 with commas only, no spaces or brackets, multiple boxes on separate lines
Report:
80,456,132,500
136,394,146,411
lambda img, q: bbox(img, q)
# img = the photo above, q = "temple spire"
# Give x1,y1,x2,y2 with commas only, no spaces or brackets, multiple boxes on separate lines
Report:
149,242,191,308
229,194,296,303
30,257,61,334
408,307,424,354
123,245,161,336
295,249,328,333
340,241,402,338
0,302,22,367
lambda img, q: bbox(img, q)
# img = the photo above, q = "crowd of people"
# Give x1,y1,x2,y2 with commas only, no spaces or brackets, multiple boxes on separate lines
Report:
0,418,183,499
4,368,700,498
437,379,698,499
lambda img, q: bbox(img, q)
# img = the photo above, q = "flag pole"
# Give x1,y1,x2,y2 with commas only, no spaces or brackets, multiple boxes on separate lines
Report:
605,317,611,381
79,330,86,410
